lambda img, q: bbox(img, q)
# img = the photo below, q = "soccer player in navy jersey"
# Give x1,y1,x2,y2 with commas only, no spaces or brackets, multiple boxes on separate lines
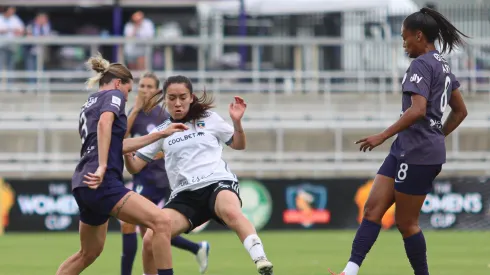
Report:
329,8,468,275
56,54,188,275
124,75,274,275
121,72,210,275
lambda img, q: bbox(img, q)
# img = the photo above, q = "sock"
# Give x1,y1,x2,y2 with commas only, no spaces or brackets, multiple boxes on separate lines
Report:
343,262,360,275
347,219,382,269
243,234,267,263
404,231,429,275
157,269,173,275
121,233,137,275
171,236,200,255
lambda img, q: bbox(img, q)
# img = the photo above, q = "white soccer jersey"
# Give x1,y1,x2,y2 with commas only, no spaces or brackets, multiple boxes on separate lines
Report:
136,111,238,194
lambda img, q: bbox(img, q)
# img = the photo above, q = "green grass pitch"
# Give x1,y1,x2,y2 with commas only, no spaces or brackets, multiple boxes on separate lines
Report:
0,230,489,275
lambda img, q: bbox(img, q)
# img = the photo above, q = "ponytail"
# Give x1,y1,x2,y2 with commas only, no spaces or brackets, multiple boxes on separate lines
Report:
85,52,133,89
404,7,469,54
420,7,468,54
186,91,214,121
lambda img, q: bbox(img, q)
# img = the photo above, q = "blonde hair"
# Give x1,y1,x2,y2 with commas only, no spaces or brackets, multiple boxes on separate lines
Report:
85,53,133,89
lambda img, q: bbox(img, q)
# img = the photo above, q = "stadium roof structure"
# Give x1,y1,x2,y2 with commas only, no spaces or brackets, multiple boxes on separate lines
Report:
197,0,418,16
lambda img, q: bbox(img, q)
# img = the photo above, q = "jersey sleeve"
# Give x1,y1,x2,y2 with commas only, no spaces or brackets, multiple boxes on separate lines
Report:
210,112,234,145
403,59,432,99
100,90,126,117
135,121,169,162
449,73,461,91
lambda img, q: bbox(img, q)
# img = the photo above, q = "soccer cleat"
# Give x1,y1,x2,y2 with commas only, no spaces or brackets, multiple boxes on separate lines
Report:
256,258,274,275
328,269,345,275
195,241,210,274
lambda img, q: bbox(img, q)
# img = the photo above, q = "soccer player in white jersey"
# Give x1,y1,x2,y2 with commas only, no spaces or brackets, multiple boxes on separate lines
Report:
124,75,274,275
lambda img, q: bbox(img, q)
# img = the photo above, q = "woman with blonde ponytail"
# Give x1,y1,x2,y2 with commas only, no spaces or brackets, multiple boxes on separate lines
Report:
57,53,187,275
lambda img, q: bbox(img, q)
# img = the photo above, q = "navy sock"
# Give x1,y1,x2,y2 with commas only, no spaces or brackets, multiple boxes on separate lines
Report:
171,236,200,255
404,231,429,275
348,218,382,267
121,233,137,275
157,268,173,275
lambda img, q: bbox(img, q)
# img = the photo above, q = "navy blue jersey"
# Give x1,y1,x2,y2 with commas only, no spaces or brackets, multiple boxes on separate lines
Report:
130,105,170,188
72,90,127,190
390,50,460,165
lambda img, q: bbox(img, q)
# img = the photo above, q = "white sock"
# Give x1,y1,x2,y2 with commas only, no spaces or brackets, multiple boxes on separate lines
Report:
243,234,267,262
343,261,360,275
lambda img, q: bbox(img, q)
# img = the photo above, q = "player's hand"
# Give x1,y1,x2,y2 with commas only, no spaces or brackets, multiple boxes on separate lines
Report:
229,96,247,122
83,166,107,189
160,123,189,138
356,132,388,152
134,88,150,111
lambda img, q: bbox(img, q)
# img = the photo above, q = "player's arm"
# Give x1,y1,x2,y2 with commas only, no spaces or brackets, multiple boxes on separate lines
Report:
97,112,115,170
123,131,167,154
221,97,247,150
124,122,188,173
124,128,161,174
125,89,149,138
381,60,430,139
124,153,149,174
124,107,140,138
442,89,468,136
381,94,427,140
212,113,246,151
228,119,246,150
123,122,188,154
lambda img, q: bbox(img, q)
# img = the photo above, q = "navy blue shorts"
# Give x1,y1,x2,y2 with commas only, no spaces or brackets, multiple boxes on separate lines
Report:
73,183,131,226
377,154,442,195
132,181,169,205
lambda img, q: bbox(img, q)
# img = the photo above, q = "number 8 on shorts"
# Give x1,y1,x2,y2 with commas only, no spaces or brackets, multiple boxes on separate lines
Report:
397,163,408,182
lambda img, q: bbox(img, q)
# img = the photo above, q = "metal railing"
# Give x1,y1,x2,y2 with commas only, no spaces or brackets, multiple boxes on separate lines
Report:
1,36,489,176
1,112,489,175
1,36,490,96
0,151,488,176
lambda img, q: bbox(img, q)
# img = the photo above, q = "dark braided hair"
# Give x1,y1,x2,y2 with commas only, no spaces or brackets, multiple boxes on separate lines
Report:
403,7,469,54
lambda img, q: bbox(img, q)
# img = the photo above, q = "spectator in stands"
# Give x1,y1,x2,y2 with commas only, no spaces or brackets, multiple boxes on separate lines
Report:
0,7,24,74
124,11,155,70
25,12,51,82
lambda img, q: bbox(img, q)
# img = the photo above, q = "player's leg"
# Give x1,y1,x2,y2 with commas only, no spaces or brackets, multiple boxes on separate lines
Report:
142,208,192,275
394,164,441,275
119,181,152,275
211,181,273,275
170,236,210,274
335,155,397,275
120,221,138,275
114,191,173,275
171,236,201,254
160,186,205,258
395,192,429,275
56,221,108,275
